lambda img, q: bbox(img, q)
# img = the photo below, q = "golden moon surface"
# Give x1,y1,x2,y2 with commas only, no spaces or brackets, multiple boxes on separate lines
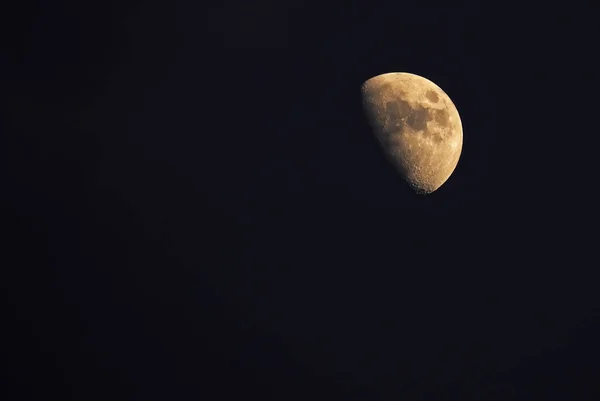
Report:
361,72,463,194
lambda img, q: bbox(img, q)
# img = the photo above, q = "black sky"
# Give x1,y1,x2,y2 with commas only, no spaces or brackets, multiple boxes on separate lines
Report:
1,1,598,400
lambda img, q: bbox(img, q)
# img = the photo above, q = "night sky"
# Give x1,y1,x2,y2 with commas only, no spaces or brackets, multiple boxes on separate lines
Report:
2,1,598,400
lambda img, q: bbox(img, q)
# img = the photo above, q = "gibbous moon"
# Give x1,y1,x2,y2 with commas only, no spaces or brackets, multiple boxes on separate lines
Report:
361,72,463,194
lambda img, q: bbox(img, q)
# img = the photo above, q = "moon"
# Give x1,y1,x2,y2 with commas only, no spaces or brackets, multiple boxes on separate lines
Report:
361,72,463,194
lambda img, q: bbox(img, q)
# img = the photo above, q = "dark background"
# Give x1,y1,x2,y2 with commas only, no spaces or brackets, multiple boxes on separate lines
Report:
1,1,597,400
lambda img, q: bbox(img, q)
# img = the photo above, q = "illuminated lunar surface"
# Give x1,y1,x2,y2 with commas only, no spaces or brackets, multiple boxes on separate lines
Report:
361,72,463,194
